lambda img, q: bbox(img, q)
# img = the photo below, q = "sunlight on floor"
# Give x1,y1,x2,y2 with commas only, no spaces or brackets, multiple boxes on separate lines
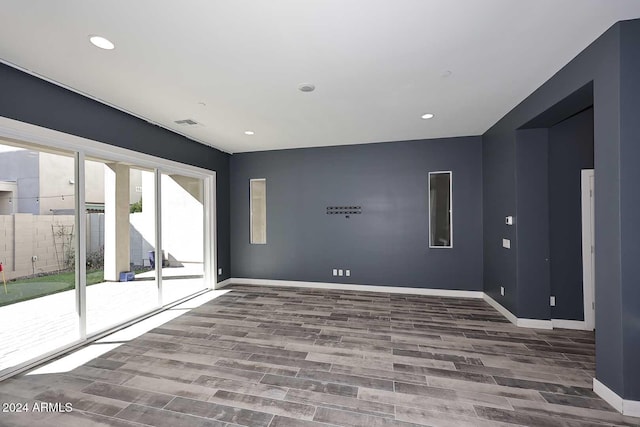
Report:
26,288,230,376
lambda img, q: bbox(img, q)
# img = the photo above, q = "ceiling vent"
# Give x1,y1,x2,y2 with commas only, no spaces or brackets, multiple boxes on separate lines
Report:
174,118,201,126
298,83,315,93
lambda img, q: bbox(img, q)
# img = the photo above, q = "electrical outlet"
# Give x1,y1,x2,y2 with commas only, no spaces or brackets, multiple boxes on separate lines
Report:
346,269,350,277
31,255,38,262
502,238,511,249
500,286,505,296
218,268,223,275
550,296,556,307
338,269,344,276
332,269,338,276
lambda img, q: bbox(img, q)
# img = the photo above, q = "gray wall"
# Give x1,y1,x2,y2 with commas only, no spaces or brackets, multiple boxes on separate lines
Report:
515,128,550,320
0,63,230,282
482,128,518,313
483,19,640,400
231,137,483,290
0,150,40,214
619,20,640,401
548,108,594,321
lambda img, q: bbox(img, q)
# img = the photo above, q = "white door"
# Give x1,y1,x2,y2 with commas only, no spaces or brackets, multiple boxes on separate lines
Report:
581,169,595,330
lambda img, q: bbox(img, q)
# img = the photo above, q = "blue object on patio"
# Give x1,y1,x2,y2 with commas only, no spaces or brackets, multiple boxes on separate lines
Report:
148,250,169,268
119,271,135,282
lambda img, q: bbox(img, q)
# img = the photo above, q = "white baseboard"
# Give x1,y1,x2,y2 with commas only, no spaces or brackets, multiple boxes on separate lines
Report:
627,399,640,418
229,278,484,299
594,378,640,417
482,293,553,330
551,318,592,331
226,279,581,332
215,278,232,289
483,293,517,324
517,318,552,329
595,379,623,413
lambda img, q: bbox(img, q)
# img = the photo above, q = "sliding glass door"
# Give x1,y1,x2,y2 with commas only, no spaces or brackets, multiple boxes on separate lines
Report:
0,141,80,372
84,158,159,335
160,173,206,305
0,131,215,378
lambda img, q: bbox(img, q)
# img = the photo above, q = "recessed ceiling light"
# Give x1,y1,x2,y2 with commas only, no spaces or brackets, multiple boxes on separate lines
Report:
298,83,315,92
244,131,255,135
421,113,435,120
89,35,115,50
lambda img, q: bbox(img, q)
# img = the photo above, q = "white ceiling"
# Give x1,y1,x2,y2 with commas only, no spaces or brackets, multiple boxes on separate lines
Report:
1,1,639,154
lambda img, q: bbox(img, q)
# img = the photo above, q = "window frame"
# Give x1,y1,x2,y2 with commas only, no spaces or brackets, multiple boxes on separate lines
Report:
249,178,267,245
0,116,217,380
428,170,453,249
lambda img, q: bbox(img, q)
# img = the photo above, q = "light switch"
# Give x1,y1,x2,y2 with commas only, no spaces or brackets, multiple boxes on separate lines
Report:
502,238,511,249
505,216,513,225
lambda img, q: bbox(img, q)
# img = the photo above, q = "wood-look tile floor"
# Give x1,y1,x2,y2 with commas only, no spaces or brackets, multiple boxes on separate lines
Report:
0,284,638,426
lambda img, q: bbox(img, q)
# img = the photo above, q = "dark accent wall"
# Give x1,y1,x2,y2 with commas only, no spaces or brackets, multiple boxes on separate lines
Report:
619,21,640,401
483,19,640,400
0,63,230,282
515,129,550,320
231,137,483,290
482,126,518,313
548,108,594,321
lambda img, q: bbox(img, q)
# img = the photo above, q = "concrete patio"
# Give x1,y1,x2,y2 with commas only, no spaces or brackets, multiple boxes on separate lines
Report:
0,268,206,375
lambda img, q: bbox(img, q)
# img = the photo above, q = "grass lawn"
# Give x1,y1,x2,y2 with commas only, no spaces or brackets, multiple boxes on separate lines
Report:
0,270,105,307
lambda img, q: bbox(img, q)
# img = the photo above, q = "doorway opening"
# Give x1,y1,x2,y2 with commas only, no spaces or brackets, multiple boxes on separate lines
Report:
581,169,595,330
519,82,594,329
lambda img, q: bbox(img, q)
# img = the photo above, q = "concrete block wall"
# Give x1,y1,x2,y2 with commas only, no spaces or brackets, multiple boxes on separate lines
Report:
0,214,75,280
